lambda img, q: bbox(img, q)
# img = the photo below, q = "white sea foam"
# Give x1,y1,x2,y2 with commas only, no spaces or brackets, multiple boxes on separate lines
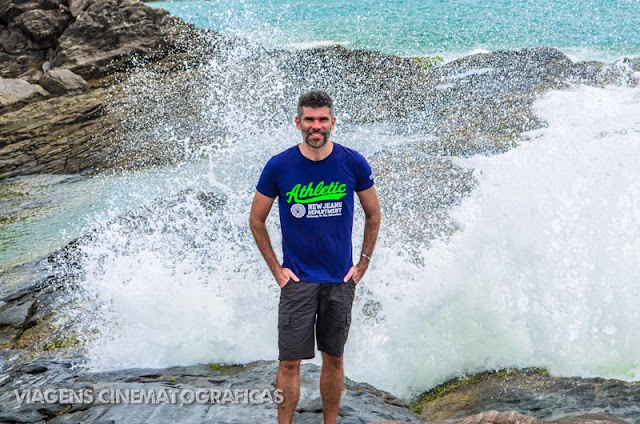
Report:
346,84,640,396
78,84,640,399
288,40,350,49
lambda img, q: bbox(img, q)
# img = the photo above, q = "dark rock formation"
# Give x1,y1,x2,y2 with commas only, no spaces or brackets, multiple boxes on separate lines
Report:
412,368,640,424
0,88,111,177
0,0,197,80
0,0,218,178
0,354,424,423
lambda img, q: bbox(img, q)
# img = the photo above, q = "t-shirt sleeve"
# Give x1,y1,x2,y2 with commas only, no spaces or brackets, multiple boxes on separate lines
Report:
256,157,279,198
354,154,375,192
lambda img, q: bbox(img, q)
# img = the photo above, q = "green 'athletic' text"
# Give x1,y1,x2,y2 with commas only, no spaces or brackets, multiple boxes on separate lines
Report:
286,181,347,204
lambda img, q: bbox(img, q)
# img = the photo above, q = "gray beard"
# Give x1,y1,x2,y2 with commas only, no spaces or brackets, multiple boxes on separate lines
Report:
303,131,330,149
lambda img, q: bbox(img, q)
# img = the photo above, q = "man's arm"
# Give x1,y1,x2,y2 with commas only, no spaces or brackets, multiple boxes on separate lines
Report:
249,191,300,287
343,185,381,283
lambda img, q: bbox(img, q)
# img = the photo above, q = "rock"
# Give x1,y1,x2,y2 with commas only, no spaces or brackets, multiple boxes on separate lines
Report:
69,0,91,17
10,9,70,46
26,69,43,83
412,368,640,423
0,326,17,346
0,299,33,327
443,411,632,424
0,358,425,423
0,87,110,178
51,0,186,79
0,50,47,80
551,414,632,424
0,298,34,347
0,77,48,107
0,26,31,54
38,68,89,93
1,0,202,80
444,410,542,424
0,0,12,18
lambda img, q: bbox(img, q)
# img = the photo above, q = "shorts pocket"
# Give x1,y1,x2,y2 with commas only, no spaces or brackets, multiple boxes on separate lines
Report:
278,313,290,328
281,278,294,289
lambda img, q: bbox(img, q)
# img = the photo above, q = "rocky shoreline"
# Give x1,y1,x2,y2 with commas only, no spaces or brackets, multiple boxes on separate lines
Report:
2,0,640,423
1,211,639,424
2,1,639,179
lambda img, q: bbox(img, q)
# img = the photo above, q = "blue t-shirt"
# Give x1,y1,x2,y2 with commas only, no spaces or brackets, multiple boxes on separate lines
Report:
256,142,375,283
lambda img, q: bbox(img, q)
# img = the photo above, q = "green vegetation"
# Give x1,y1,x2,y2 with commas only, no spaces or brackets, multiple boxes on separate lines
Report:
411,55,444,70
43,336,80,351
0,190,28,199
208,362,244,374
410,367,550,414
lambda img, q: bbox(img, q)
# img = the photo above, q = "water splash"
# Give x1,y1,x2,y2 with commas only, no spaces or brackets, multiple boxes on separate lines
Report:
61,81,640,401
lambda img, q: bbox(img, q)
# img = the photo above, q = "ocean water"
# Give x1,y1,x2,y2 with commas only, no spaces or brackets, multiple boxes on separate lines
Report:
151,0,640,62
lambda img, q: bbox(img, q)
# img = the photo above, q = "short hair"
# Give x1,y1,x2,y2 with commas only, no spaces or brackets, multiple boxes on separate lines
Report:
297,90,334,117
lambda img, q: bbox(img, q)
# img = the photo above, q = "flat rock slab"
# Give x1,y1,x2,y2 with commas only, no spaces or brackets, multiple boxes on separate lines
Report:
0,357,425,424
0,77,48,107
38,68,89,94
0,299,33,327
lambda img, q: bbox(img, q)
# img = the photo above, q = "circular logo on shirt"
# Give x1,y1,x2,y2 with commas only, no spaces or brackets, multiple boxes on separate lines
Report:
290,203,306,218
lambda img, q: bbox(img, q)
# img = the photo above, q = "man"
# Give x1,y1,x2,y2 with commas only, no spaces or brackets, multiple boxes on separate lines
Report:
249,90,381,424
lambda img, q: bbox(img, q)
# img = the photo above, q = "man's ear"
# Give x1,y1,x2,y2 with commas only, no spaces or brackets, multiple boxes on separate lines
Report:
295,115,301,130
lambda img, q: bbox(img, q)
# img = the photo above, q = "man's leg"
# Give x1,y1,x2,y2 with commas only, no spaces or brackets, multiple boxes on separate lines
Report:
276,359,301,424
277,280,320,423
316,280,356,424
320,352,344,424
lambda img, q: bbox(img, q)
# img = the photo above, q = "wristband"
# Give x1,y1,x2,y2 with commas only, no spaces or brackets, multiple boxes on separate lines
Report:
361,253,372,261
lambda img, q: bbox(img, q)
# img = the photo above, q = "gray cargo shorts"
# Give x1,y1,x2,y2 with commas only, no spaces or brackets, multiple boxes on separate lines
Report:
278,278,356,361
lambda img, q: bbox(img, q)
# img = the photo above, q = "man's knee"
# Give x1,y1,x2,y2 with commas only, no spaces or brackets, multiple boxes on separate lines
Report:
321,352,343,370
278,359,301,376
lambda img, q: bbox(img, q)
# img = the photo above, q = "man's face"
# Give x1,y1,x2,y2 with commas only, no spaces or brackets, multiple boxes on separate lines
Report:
295,106,336,149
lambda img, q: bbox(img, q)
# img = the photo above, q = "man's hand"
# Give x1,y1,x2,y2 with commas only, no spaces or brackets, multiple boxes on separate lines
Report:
343,259,368,284
274,266,300,288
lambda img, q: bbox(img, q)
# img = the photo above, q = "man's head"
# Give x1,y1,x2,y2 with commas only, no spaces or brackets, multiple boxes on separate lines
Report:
297,90,334,118
296,90,336,149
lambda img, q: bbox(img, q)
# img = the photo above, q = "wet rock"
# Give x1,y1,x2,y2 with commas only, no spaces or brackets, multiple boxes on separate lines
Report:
0,358,425,424
0,299,33,326
23,363,48,374
412,368,640,424
38,68,89,94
